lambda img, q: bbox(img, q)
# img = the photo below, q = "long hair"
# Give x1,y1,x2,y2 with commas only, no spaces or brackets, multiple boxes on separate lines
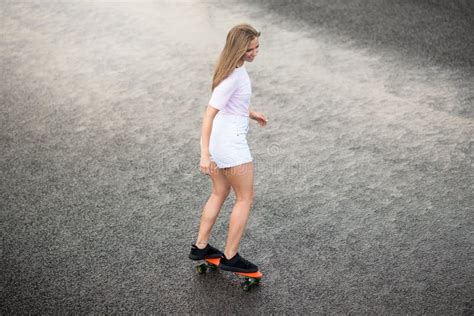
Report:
212,24,260,90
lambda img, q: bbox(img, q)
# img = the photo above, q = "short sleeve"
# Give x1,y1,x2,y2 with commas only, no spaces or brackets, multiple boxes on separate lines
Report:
209,76,237,110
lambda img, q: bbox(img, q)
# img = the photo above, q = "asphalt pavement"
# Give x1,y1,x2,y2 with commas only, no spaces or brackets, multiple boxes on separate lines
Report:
1,1,473,314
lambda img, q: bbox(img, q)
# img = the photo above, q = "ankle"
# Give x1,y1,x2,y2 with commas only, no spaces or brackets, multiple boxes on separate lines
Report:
224,251,236,260
195,241,208,249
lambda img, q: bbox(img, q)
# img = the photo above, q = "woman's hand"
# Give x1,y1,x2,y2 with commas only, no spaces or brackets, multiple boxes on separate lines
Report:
250,111,268,127
199,155,215,175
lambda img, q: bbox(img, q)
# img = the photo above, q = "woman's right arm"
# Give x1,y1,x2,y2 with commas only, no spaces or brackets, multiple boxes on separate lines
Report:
200,105,219,175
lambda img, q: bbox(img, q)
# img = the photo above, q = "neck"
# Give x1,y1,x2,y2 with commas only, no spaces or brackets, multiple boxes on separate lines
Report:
236,60,244,68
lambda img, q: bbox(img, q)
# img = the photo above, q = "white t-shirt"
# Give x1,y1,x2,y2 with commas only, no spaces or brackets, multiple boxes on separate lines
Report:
209,66,251,117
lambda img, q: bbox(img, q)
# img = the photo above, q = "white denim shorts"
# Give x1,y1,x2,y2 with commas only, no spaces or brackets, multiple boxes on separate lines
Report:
201,113,253,168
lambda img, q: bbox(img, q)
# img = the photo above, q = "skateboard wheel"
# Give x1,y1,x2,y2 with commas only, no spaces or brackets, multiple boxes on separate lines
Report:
240,277,261,291
241,279,253,291
196,263,208,274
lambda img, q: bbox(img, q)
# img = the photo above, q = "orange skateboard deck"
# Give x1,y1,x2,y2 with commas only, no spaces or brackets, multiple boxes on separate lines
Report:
196,257,262,291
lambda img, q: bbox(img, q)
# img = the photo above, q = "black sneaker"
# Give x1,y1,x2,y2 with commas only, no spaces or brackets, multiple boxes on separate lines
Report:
219,253,258,273
188,244,223,260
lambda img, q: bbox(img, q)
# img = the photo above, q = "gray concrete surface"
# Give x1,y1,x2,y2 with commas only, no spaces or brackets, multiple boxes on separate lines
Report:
1,0,473,314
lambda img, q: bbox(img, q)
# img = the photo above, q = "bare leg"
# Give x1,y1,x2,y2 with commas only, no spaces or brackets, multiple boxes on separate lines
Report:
195,161,231,249
222,162,254,258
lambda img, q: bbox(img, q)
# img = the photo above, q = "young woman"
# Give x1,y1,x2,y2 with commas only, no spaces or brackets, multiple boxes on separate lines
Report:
189,24,268,273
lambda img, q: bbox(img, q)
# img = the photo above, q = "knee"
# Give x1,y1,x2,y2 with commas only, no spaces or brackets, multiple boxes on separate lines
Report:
211,187,231,199
236,191,254,204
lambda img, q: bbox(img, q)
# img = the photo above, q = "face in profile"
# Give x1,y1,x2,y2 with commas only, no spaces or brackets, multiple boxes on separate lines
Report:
243,37,259,63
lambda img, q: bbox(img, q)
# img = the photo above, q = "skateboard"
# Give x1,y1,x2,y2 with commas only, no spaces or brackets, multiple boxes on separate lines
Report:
195,257,263,291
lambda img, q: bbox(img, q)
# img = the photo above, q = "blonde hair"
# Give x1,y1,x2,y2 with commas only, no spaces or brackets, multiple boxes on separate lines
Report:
212,24,260,90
